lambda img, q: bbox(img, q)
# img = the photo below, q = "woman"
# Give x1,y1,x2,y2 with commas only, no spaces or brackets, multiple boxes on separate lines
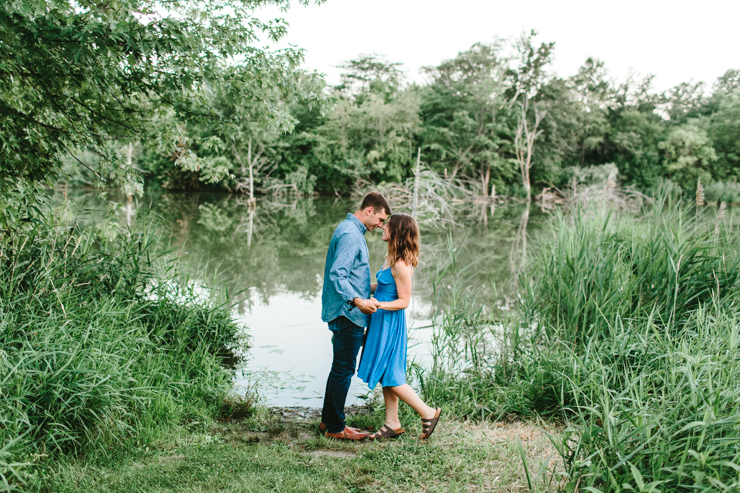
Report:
357,213,442,440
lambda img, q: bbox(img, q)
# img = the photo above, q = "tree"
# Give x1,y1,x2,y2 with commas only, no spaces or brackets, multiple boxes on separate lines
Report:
335,54,404,103
515,98,546,202
511,31,553,199
599,73,666,189
420,41,516,193
0,0,318,230
289,55,421,190
706,89,740,180
659,122,718,188
715,69,740,93
664,81,708,124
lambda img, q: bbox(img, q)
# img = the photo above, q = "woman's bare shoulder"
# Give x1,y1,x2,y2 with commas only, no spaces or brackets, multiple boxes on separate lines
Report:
391,260,412,277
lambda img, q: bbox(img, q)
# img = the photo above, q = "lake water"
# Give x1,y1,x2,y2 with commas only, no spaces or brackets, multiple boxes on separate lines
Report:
53,190,537,406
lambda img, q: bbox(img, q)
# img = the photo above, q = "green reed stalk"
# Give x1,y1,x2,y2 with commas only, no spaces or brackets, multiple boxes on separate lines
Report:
0,216,243,491
421,200,740,491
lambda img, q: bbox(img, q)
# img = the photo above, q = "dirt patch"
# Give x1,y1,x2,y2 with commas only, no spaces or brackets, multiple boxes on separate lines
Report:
158,454,185,463
301,450,356,459
270,405,371,424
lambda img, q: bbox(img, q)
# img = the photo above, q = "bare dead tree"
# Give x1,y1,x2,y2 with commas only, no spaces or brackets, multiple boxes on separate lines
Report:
232,139,273,203
412,147,421,218
125,142,134,230
514,97,546,202
509,202,530,276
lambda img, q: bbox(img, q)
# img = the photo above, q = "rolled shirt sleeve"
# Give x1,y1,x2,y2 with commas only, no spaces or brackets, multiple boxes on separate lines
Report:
328,233,361,303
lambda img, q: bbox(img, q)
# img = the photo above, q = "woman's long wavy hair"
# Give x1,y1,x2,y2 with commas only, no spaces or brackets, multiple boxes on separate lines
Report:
385,213,420,268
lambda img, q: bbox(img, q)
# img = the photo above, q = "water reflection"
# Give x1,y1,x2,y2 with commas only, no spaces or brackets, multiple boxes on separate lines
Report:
509,202,531,275
51,190,539,406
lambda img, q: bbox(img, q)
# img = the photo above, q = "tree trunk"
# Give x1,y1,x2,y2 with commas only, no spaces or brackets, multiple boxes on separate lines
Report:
482,166,490,199
126,142,133,229
412,148,421,218
515,97,545,203
248,138,255,206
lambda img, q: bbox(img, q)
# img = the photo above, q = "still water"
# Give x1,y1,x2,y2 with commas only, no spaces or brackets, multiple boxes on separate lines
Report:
55,191,537,406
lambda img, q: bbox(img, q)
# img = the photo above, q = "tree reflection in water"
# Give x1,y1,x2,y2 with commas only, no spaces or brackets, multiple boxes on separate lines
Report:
50,190,540,404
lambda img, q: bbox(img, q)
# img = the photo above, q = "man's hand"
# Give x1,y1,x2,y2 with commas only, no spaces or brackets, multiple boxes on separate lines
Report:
353,298,378,315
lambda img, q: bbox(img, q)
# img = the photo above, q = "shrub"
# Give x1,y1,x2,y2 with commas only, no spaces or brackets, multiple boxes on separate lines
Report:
0,218,242,489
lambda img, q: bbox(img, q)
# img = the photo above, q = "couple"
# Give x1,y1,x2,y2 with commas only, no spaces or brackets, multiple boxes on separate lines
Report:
319,192,442,441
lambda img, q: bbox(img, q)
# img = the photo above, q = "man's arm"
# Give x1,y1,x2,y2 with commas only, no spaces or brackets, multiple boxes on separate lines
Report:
328,233,377,314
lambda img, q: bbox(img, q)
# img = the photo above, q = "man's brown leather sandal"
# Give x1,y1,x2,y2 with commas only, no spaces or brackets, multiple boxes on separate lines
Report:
319,422,364,435
419,408,442,440
369,425,405,440
325,426,369,441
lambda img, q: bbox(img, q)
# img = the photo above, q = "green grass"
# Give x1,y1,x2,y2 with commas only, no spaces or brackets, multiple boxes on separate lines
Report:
6,198,740,492
29,411,560,493
704,180,740,204
414,199,740,491
0,215,245,491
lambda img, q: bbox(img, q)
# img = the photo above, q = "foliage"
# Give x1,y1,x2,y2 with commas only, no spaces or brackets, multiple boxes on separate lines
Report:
660,122,718,187
704,180,740,204
0,0,322,230
132,31,739,199
419,40,518,188
706,89,740,181
0,216,243,490
417,202,740,491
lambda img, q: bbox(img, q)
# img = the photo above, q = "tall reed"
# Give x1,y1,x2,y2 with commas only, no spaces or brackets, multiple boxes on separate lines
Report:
420,200,740,491
0,216,242,490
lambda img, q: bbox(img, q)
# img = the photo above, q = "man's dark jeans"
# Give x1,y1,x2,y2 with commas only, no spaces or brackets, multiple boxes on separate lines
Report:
322,316,365,433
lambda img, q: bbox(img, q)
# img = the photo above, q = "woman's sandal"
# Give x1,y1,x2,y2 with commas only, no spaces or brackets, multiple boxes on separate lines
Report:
419,408,442,440
369,425,405,440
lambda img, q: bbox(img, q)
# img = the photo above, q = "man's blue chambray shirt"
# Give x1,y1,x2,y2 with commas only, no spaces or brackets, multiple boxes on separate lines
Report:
321,213,371,329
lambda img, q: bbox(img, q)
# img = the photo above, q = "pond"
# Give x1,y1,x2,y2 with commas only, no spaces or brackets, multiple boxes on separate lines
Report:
52,190,539,406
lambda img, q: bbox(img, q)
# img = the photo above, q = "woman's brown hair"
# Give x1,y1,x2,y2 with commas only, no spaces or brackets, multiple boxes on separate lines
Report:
386,213,420,268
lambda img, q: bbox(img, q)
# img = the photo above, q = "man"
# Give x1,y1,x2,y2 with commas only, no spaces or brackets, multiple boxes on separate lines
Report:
320,192,390,440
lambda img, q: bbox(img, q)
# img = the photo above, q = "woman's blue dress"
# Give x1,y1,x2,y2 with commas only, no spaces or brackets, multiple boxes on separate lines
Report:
357,267,407,389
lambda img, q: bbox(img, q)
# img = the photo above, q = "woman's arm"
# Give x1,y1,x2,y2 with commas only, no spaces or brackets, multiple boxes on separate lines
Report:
377,261,412,311
371,282,377,294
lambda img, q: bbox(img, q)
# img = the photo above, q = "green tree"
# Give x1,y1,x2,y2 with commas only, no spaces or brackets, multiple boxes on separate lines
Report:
596,74,666,189
659,122,718,187
706,89,740,180
420,41,517,193
665,81,707,124
0,0,318,229
288,55,421,191
335,54,404,103
531,59,611,186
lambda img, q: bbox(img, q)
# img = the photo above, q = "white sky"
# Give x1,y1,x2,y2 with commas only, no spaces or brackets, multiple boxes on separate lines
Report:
257,0,740,93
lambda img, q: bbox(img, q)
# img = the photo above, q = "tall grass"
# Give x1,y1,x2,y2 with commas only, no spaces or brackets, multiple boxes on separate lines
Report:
525,205,739,344
705,180,740,204
0,217,242,490
418,200,740,491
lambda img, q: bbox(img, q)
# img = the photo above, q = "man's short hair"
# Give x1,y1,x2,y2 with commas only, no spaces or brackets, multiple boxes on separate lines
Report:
360,192,391,216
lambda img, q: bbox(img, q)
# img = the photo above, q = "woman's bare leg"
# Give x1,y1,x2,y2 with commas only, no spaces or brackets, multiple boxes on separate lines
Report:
388,384,436,419
382,387,402,429
369,387,402,438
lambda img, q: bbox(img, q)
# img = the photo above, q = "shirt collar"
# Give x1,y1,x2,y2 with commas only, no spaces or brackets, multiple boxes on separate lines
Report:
347,213,368,235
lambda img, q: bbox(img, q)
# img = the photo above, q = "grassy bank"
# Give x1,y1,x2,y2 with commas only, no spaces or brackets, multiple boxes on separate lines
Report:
418,200,740,491
0,217,244,491
30,408,560,492
6,199,740,492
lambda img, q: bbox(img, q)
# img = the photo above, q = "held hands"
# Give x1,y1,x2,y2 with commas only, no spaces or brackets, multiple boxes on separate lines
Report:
354,297,383,314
